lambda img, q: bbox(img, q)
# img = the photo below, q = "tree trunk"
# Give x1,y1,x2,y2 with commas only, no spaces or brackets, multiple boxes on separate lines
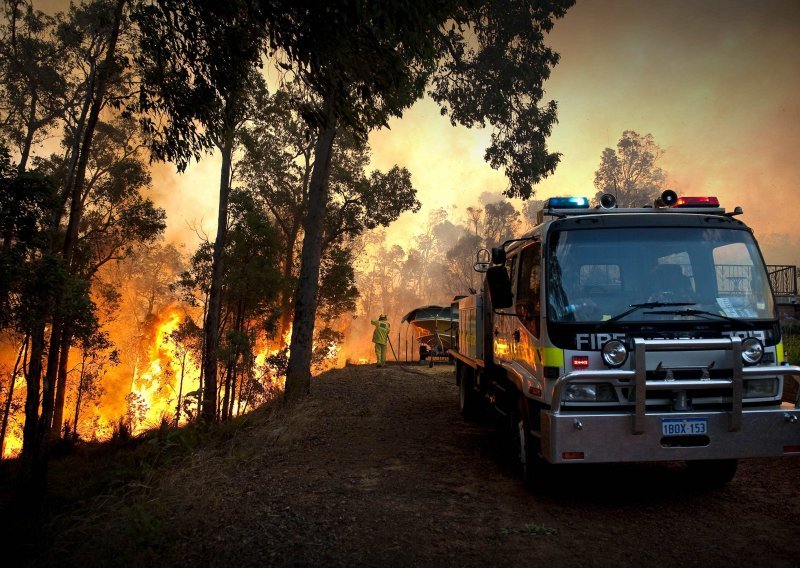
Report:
240,378,254,416
235,361,247,416
221,361,232,421
197,292,208,420
229,363,238,418
201,127,234,422
50,329,71,439
20,319,46,496
276,229,298,349
17,92,37,174
37,313,63,451
72,354,87,441
284,112,337,402
174,352,186,427
215,370,222,420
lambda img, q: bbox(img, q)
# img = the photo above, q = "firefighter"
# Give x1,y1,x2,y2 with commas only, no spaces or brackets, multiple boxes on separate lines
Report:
371,314,390,367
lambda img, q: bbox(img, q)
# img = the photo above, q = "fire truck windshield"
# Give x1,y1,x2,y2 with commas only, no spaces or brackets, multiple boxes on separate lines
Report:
546,227,775,324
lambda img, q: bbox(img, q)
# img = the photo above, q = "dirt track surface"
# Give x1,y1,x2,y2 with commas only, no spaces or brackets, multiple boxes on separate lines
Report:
48,363,799,567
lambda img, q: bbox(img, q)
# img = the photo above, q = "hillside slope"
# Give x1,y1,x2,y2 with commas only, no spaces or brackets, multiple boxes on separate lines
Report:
35,363,800,566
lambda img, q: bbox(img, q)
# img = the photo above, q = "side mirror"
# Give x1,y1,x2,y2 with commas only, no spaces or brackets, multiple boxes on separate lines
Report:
473,248,491,273
491,247,506,265
486,265,513,309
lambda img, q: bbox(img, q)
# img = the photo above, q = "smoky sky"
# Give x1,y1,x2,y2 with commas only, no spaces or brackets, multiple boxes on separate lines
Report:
370,0,800,264
27,0,800,264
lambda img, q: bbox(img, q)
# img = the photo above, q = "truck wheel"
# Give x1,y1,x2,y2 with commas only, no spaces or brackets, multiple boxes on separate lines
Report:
516,396,543,489
686,459,738,486
458,365,481,420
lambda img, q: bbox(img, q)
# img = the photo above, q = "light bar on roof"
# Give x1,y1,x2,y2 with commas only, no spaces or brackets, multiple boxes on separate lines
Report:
546,197,590,209
673,196,720,208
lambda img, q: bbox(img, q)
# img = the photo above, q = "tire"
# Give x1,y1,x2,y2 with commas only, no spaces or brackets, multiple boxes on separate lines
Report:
516,396,544,489
458,364,481,420
686,458,738,486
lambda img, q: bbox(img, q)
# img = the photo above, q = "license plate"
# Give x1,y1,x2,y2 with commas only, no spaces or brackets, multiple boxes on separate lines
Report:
661,417,707,436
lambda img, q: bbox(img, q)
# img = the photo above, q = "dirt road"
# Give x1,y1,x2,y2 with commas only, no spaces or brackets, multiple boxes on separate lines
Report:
47,363,799,567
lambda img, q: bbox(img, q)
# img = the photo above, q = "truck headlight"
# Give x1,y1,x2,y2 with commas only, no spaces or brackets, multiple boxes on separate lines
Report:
601,339,628,368
743,378,778,398
566,383,617,402
741,337,764,365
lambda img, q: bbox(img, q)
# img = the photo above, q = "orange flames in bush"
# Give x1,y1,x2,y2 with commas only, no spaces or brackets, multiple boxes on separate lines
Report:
0,307,372,458
128,311,201,431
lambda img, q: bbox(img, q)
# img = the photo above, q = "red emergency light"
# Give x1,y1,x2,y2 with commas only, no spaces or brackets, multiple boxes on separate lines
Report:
673,196,720,208
572,355,589,369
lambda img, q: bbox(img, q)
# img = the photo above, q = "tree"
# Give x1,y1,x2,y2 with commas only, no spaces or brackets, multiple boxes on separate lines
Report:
317,245,358,323
17,0,128,494
465,206,483,239
0,143,55,328
430,1,571,199
593,130,667,208
134,0,269,422
324,137,420,248
39,115,165,437
273,2,446,400
121,242,185,322
482,200,520,248
521,199,546,231
277,0,573,400
218,189,282,420
0,0,69,172
0,140,61,473
69,329,116,440
174,188,283,421
162,317,200,426
311,243,359,372
238,87,308,347
239,93,420,350
444,233,482,296
392,208,462,304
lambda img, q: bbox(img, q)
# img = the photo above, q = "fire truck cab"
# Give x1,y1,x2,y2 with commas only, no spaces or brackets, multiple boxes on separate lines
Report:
450,191,800,488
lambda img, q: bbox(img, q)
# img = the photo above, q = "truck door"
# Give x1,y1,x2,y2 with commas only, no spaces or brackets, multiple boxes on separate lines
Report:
509,242,544,384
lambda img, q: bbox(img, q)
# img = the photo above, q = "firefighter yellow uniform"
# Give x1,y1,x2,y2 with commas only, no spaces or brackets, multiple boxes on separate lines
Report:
371,315,390,367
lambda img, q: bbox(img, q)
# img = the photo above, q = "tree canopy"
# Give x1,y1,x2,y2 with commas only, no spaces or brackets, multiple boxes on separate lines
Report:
593,130,667,208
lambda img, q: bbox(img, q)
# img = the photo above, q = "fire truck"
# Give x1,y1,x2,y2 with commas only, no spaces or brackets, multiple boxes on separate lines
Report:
449,191,800,488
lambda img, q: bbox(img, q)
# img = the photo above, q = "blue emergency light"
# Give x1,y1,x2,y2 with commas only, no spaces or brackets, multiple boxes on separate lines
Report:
546,196,590,209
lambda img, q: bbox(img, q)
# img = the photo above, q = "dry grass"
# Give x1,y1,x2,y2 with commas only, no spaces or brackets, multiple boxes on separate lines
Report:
0,392,297,565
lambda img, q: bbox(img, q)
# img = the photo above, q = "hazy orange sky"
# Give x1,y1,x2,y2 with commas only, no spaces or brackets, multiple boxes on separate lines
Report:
151,0,800,262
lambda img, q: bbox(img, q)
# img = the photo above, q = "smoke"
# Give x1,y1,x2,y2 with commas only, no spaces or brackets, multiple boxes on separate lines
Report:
369,1,800,265
149,160,221,249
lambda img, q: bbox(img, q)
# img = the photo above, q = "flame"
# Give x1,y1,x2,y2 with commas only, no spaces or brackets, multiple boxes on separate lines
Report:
0,308,354,458
0,373,25,458
84,308,203,438
127,310,200,432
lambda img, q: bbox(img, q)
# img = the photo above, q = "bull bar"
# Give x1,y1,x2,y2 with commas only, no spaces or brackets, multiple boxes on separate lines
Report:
542,337,800,464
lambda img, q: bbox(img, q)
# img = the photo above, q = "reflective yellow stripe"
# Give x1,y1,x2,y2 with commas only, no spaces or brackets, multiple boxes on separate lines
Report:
542,347,564,367
776,341,785,364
